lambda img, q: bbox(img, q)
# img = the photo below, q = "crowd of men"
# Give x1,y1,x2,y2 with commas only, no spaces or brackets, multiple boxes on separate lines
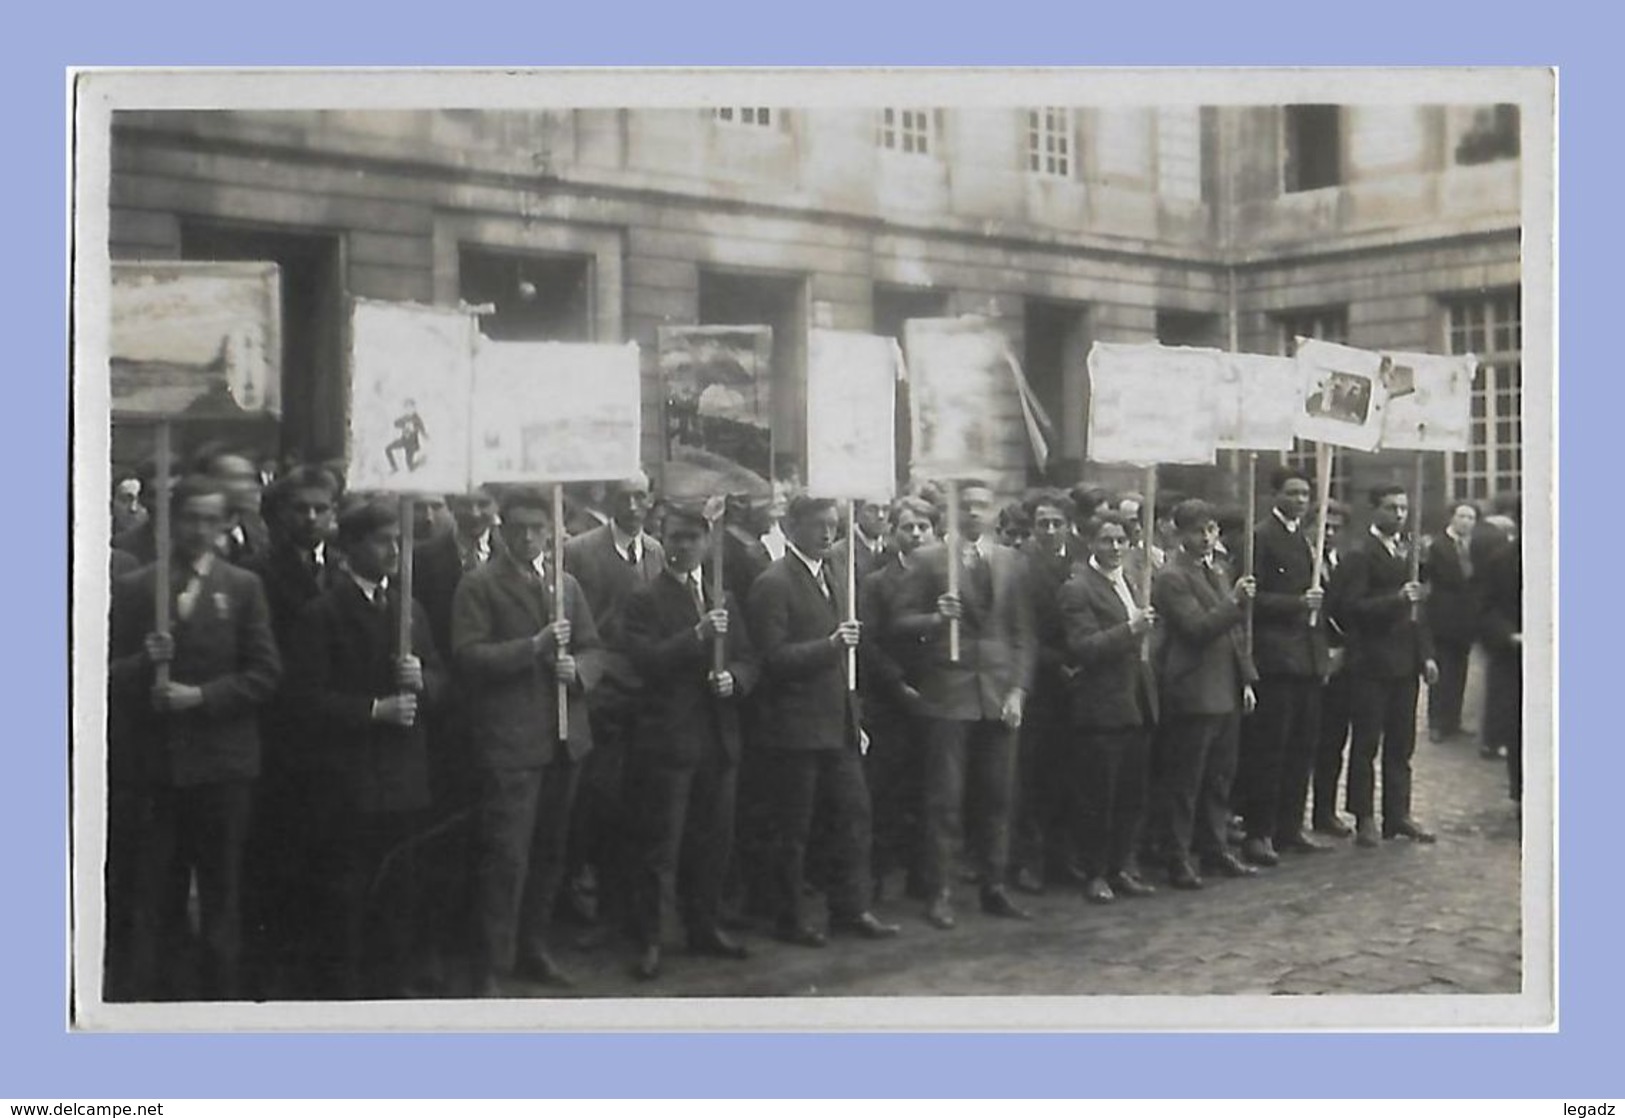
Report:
102,445,1525,1001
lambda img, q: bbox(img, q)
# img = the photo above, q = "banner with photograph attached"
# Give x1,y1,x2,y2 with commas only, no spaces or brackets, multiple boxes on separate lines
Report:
1216,352,1302,453
905,316,1037,477
660,325,775,499
471,339,643,484
1379,350,1477,452
1292,337,1393,453
345,298,475,495
1085,342,1221,465
806,329,899,499
111,261,282,419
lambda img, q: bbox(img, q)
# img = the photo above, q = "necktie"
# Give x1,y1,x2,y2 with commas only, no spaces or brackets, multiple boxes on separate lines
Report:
1458,537,1474,580
691,575,707,615
626,543,640,568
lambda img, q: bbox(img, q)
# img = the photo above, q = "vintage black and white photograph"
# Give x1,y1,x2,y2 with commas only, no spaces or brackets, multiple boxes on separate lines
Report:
69,69,1554,1030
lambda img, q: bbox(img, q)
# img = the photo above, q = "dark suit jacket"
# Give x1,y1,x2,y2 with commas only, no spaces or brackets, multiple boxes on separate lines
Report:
248,538,337,653
1328,533,1436,679
1251,515,1330,678
563,523,666,711
283,579,448,813
109,559,282,787
411,530,509,666
722,525,772,608
1060,562,1158,730
1422,532,1481,645
451,552,606,768
622,568,759,767
1152,551,1257,717
894,540,1038,722
746,553,861,751
830,534,888,592
220,510,272,568
1478,543,1522,657
858,554,926,709
1019,539,1079,686
112,520,158,566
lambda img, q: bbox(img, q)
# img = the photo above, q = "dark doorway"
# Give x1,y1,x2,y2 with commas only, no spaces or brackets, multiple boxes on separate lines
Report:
459,247,593,343
1024,298,1089,484
699,270,808,484
1156,310,1223,350
179,222,345,463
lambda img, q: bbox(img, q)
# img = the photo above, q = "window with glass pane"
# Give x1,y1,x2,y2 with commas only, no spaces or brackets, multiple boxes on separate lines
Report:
1027,107,1073,178
1446,290,1522,502
1275,309,1350,499
714,107,774,127
879,108,933,155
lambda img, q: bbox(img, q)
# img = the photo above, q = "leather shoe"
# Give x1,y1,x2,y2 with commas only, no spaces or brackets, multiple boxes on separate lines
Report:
1202,851,1259,878
925,894,956,930
632,945,661,982
774,925,828,949
688,928,750,960
1013,867,1047,895
515,952,574,988
1312,814,1353,838
980,886,1034,920
1385,817,1438,844
1355,817,1381,848
1167,861,1204,890
1278,831,1333,853
1082,877,1115,904
1241,837,1280,867
1107,871,1157,898
832,911,902,939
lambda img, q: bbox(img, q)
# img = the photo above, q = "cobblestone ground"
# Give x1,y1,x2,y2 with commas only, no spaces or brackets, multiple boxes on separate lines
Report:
500,654,1523,1000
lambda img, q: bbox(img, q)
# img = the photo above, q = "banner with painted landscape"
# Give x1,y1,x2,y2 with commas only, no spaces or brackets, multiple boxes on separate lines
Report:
659,325,775,498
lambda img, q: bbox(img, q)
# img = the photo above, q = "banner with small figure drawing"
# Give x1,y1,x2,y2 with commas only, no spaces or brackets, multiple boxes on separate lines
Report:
472,339,642,483
1379,350,1477,452
345,298,475,495
660,325,775,499
110,261,283,418
1085,342,1221,465
1216,352,1302,453
806,329,899,499
1292,337,1393,453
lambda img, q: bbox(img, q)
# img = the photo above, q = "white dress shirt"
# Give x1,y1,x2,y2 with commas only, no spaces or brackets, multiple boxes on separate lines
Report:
1090,556,1138,619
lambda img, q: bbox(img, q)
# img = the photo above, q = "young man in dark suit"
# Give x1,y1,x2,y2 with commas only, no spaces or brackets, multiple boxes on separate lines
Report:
1151,499,1259,890
1422,500,1482,742
1328,484,1441,848
895,480,1039,930
414,485,504,660
1059,512,1160,903
746,494,901,946
107,476,282,1001
1237,467,1334,866
204,452,273,569
452,485,606,994
620,500,759,980
830,498,890,588
1478,509,1523,808
283,499,447,999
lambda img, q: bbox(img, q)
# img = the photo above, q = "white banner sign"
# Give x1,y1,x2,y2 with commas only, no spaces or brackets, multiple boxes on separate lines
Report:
1380,350,1477,452
110,261,282,418
905,317,1021,476
1216,352,1302,453
806,330,899,498
345,299,475,495
1292,337,1393,453
472,339,642,484
1085,342,1220,465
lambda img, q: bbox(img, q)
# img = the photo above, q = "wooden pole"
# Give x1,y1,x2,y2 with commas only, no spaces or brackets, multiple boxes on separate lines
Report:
553,482,569,742
1410,448,1425,623
945,479,960,663
845,501,858,691
153,420,172,689
1139,464,1158,662
397,496,415,661
1309,442,1334,628
1243,451,1258,661
711,511,726,677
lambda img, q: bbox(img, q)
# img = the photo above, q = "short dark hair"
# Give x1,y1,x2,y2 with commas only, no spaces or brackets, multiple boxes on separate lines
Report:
890,495,938,530
170,475,228,508
958,477,994,496
337,498,399,545
1368,483,1406,507
1071,485,1113,514
1491,491,1522,520
1156,490,1188,522
276,465,339,498
1324,498,1351,520
1269,465,1311,493
1171,498,1217,532
1087,511,1134,539
500,485,554,520
1023,489,1076,524
997,502,1031,532
785,494,837,524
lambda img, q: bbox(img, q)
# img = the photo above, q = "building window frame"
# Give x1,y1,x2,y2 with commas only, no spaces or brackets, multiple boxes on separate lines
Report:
877,108,934,156
1282,104,1344,193
713,107,776,129
1026,106,1074,179
1443,289,1522,502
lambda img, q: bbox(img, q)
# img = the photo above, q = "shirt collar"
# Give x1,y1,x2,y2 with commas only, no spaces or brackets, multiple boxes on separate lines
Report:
183,551,215,579
531,553,550,582
1371,524,1399,546
786,540,824,578
349,570,387,600
611,521,642,558
1273,507,1300,533
1088,555,1126,583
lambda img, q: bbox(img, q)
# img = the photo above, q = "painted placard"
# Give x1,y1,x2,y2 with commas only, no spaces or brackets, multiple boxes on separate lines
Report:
472,339,642,483
905,316,1022,477
1379,350,1477,452
345,298,475,495
1085,342,1221,465
660,325,774,498
806,329,899,499
1292,337,1394,453
110,261,282,418
1215,352,1302,453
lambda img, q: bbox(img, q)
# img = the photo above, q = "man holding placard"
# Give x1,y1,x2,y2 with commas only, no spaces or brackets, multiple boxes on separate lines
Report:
453,485,606,993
